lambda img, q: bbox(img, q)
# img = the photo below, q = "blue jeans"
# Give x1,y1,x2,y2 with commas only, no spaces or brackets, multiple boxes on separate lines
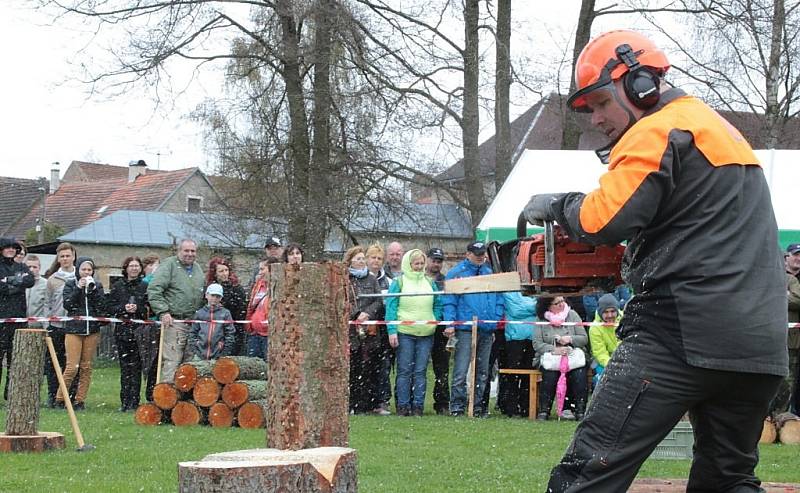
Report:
395,333,434,409
246,334,268,362
450,330,494,414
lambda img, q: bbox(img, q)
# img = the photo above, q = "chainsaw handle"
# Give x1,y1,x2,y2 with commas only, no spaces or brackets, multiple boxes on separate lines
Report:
516,213,528,238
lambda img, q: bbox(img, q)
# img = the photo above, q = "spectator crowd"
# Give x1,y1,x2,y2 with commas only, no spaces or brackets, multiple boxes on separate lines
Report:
0,235,797,420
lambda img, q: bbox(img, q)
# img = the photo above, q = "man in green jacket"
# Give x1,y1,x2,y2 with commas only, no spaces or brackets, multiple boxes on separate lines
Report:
147,239,205,383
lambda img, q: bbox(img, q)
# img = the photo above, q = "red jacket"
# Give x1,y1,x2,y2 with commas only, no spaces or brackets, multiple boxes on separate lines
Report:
246,277,269,336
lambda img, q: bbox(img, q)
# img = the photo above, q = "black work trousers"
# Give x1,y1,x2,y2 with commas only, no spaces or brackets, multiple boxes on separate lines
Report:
0,323,18,400
547,330,782,493
115,324,142,409
431,325,450,413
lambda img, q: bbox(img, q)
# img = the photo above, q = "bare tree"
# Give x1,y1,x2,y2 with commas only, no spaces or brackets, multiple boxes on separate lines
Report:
493,0,512,190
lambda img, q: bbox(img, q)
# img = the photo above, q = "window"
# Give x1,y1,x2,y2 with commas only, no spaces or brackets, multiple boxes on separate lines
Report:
187,196,202,213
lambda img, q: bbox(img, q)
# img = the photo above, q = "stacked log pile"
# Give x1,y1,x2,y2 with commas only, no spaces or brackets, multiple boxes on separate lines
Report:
135,356,268,428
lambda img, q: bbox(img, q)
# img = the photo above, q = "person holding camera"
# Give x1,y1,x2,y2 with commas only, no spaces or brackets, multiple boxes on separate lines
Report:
0,237,34,401
56,256,106,410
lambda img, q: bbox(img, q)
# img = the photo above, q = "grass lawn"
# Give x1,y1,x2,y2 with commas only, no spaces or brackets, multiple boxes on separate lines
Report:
1,365,798,492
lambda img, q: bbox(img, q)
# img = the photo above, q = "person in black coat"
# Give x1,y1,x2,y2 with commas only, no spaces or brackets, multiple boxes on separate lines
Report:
345,246,384,414
57,256,105,410
0,237,34,400
107,256,150,411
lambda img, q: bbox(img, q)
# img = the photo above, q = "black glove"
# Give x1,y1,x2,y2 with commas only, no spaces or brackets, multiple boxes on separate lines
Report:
523,193,563,226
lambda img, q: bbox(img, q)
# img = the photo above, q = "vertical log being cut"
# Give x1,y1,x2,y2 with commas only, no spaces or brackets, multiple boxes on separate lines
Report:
267,262,349,450
5,329,46,435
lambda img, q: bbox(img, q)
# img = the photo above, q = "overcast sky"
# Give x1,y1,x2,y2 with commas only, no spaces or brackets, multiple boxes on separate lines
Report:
0,2,620,181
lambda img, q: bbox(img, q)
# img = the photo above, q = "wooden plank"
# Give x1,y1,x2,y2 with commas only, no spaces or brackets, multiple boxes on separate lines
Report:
444,272,520,295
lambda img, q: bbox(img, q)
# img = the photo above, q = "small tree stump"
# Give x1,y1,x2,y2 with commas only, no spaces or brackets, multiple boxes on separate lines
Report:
222,380,268,409
178,447,357,493
152,382,181,410
193,377,221,407
135,403,164,426
267,263,350,450
0,432,65,453
207,402,234,428
237,400,268,429
172,401,202,426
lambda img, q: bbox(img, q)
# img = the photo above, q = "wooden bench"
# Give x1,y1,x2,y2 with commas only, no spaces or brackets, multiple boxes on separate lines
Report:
497,369,542,420
498,366,595,420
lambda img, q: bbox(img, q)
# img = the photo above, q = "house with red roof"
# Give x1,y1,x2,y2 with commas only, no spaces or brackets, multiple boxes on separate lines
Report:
7,160,223,241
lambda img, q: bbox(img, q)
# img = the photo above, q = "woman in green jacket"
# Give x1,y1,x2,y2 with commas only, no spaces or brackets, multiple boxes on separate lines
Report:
385,249,442,416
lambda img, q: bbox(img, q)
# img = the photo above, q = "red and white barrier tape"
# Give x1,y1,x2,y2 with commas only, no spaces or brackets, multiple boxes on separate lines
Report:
3,316,799,329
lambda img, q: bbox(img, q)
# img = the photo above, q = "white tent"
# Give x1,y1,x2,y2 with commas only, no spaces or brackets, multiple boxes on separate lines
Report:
477,149,800,245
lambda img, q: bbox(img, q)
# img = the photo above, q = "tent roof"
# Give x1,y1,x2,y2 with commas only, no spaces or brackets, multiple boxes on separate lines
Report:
478,149,800,243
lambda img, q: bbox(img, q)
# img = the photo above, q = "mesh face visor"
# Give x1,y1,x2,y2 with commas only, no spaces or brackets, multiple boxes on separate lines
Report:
567,58,622,113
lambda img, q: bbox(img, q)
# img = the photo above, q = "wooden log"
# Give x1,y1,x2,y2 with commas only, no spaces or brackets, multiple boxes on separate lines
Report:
135,403,164,426
172,401,202,426
776,412,800,445
207,402,234,428
266,263,349,450
0,431,65,453
237,400,268,429
193,377,221,408
222,380,268,409
174,360,215,392
213,356,268,384
5,329,46,436
178,447,358,493
760,418,777,444
152,382,181,410
444,271,521,294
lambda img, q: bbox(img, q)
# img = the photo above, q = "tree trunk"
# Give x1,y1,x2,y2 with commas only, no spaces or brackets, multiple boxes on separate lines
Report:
213,356,267,384
175,360,215,392
152,382,181,410
135,403,164,426
5,329,45,436
207,402,234,428
494,0,512,193
179,447,357,493
561,0,595,150
462,0,487,228
172,401,202,426
764,0,784,148
237,400,268,429
222,380,268,409
266,263,349,450
193,377,221,408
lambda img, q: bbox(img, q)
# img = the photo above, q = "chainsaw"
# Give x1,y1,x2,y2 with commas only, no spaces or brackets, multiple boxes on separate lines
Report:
486,214,625,297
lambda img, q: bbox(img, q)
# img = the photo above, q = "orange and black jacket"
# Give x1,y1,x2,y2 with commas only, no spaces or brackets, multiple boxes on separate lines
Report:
552,88,788,377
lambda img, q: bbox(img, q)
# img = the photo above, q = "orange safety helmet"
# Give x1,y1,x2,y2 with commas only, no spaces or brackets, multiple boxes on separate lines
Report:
567,30,670,112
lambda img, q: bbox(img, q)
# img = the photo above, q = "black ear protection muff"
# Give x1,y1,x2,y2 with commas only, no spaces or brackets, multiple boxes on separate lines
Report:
615,43,660,109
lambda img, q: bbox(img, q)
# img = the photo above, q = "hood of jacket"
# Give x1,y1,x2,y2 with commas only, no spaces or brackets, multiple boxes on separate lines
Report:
400,249,427,282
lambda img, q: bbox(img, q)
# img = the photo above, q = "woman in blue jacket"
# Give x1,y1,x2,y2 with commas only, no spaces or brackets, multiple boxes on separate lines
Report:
499,291,537,417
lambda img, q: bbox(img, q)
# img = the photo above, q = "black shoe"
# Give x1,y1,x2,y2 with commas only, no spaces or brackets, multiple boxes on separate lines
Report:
450,410,465,417
411,407,423,417
575,412,585,421
536,412,549,421
397,407,410,417
73,402,85,411
46,397,56,409
55,400,66,409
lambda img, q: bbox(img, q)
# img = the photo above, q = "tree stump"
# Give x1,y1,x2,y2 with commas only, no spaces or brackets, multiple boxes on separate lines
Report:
178,447,357,493
0,329,65,453
237,400,268,429
267,262,350,450
222,380,267,409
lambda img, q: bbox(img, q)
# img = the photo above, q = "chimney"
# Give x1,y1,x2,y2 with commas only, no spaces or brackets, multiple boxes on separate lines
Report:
128,159,147,182
49,162,60,194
